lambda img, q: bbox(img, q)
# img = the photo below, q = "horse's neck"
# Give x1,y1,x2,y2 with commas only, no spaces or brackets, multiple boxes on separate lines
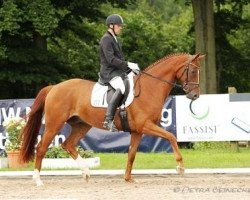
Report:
149,62,174,80
145,59,178,87
139,61,174,107
146,55,188,83
140,56,186,104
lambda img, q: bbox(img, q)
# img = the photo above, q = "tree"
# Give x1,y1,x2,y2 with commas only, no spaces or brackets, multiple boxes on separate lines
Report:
0,0,132,98
191,0,250,93
191,0,217,94
214,0,250,93
1,0,248,98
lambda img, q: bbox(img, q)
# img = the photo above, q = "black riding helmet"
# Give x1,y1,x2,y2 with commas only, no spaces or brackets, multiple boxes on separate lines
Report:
106,14,124,26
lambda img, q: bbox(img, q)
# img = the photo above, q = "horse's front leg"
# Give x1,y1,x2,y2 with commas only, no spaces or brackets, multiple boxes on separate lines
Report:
124,132,142,182
142,121,184,175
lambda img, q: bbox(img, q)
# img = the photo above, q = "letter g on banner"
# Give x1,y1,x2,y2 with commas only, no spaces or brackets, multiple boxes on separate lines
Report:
160,108,172,127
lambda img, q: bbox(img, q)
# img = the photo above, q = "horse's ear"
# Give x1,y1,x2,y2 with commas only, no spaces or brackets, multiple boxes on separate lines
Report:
193,53,205,61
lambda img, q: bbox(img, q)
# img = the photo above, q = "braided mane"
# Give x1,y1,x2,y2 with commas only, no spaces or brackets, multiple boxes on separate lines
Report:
144,53,190,72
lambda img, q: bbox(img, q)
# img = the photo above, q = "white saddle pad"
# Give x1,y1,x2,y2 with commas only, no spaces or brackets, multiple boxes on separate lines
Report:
91,72,135,108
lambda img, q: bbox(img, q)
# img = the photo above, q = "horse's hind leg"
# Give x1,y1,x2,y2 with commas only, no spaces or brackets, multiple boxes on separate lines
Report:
61,122,91,181
34,122,65,186
124,132,142,182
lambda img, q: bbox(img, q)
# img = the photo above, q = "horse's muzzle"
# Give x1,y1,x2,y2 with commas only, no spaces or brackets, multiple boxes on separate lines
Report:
186,91,199,100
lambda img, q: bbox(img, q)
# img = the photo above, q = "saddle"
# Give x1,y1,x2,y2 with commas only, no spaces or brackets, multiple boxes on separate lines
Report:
91,72,135,132
91,72,135,108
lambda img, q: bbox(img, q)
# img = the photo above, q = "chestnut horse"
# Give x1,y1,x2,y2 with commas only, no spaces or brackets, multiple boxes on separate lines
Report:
20,53,203,186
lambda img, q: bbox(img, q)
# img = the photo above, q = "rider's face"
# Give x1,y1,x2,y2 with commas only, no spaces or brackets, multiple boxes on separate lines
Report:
110,24,123,35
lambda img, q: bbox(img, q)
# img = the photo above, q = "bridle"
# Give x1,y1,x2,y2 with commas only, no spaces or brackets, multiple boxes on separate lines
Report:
177,62,200,93
134,59,200,97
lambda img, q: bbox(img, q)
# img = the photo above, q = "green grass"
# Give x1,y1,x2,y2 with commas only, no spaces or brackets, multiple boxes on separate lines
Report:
178,148,250,169
94,152,176,169
95,148,250,169
1,148,249,171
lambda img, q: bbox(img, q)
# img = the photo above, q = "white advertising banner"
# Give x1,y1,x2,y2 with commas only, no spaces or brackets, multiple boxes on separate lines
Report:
176,94,250,142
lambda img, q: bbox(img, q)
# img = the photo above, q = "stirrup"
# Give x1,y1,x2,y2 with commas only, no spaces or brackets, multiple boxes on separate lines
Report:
103,120,118,132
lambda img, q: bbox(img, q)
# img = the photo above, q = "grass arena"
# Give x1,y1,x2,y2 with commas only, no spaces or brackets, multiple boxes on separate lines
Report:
0,171,250,200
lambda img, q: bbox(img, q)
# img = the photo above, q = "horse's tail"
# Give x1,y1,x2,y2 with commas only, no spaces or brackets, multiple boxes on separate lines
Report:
20,85,53,163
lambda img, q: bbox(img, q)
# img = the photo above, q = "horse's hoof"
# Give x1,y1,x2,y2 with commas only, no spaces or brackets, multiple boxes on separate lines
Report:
83,173,90,182
36,180,44,187
128,179,137,183
176,165,185,175
124,178,136,183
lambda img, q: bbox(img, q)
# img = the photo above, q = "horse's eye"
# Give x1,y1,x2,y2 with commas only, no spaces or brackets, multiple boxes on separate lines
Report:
191,69,197,74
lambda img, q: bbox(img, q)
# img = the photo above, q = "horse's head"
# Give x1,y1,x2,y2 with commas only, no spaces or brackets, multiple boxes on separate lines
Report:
176,54,204,100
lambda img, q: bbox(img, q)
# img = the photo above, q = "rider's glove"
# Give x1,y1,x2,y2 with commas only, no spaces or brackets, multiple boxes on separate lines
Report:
127,62,140,75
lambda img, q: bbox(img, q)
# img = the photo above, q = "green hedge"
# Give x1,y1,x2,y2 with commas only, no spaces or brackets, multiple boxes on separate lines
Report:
45,146,94,158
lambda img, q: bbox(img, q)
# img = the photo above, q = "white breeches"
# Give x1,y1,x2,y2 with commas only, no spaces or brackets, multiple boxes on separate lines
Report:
109,76,125,94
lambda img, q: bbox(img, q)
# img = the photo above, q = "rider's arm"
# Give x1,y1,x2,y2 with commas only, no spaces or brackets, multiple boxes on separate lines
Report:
100,36,128,70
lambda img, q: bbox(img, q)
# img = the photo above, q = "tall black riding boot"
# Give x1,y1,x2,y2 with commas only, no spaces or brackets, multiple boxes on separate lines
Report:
103,89,123,132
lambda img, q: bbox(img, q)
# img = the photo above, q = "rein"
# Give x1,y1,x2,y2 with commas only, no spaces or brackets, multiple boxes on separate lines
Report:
134,59,200,97
139,71,183,88
134,71,182,98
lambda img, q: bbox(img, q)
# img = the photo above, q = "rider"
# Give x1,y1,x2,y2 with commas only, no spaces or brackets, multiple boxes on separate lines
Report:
99,14,140,132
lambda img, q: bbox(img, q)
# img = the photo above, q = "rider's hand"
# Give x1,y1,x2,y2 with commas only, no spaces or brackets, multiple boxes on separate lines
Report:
132,69,140,75
128,62,139,70
127,62,140,75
